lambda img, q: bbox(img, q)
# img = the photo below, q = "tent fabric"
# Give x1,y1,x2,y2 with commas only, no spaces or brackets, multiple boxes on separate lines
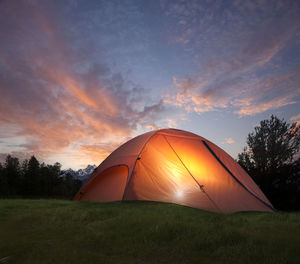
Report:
74,128,275,213
80,165,128,202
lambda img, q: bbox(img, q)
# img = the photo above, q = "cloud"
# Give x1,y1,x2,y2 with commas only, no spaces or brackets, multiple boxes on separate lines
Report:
0,0,166,168
164,1,300,117
234,96,297,117
162,0,299,53
162,0,300,117
144,118,178,131
221,138,235,145
167,119,177,128
290,114,300,126
145,124,158,131
166,68,300,117
77,144,120,165
225,138,235,144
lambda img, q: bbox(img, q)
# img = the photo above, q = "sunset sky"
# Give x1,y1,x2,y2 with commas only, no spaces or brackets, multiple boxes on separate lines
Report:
1,0,300,169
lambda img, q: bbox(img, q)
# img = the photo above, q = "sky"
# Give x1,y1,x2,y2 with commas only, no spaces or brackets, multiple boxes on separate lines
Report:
0,0,300,169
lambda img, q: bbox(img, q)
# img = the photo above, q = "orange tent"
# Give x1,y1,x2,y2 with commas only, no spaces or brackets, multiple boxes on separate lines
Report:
74,129,274,213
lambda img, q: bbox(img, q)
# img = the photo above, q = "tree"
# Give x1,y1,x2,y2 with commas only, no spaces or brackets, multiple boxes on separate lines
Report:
0,155,21,197
0,161,7,197
23,156,40,196
238,115,300,210
40,162,62,197
238,115,300,173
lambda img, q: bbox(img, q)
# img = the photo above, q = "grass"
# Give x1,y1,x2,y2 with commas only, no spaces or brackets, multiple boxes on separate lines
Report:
0,200,300,264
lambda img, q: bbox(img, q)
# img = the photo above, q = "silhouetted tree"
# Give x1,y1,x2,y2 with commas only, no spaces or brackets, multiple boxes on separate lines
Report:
238,115,300,210
0,155,21,197
238,115,299,172
0,161,7,197
23,156,40,196
39,162,61,197
269,159,300,210
62,172,82,199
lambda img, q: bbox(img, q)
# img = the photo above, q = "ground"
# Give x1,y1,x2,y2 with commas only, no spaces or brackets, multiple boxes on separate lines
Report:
0,199,300,264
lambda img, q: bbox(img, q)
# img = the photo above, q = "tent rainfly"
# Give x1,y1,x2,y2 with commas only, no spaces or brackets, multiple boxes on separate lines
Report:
74,129,275,213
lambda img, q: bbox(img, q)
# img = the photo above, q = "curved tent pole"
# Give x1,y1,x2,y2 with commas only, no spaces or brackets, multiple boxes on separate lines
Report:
75,164,130,200
163,135,221,212
202,140,276,212
121,130,160,200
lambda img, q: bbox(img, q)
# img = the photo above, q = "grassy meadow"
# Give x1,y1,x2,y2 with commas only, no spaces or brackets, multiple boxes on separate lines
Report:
0,199,299,264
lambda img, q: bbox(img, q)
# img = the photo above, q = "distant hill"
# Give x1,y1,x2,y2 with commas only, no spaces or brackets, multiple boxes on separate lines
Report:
60,164,97,183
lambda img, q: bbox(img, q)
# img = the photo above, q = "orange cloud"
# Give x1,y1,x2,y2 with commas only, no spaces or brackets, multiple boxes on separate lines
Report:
0,1,165,169
235,96,296,117
165,66,300,117
290,114,300,126
226,138,235,144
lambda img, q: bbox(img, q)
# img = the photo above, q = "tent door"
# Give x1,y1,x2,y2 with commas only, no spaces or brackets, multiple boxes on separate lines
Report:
80,165,128,202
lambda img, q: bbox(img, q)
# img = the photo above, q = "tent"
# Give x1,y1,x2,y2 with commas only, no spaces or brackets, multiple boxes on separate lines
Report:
74,129,274,213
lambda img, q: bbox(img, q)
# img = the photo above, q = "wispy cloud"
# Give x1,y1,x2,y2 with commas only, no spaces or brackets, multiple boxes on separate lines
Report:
225,138,235,144
166,68,300,117
164,0,300,117
0,0,166,168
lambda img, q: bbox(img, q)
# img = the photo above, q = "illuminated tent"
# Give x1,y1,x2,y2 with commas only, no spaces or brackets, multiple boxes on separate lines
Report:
74,129,274,213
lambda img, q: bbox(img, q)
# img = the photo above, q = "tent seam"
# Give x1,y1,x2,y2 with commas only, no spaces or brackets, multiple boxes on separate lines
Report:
163,135,221,212
121,130,160,200
201,140,275,212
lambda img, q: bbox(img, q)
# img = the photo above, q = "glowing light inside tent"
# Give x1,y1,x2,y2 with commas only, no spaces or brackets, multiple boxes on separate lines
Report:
176,190,184,199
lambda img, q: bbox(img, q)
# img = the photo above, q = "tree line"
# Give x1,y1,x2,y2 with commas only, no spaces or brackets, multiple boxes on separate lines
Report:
0,156,82,199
